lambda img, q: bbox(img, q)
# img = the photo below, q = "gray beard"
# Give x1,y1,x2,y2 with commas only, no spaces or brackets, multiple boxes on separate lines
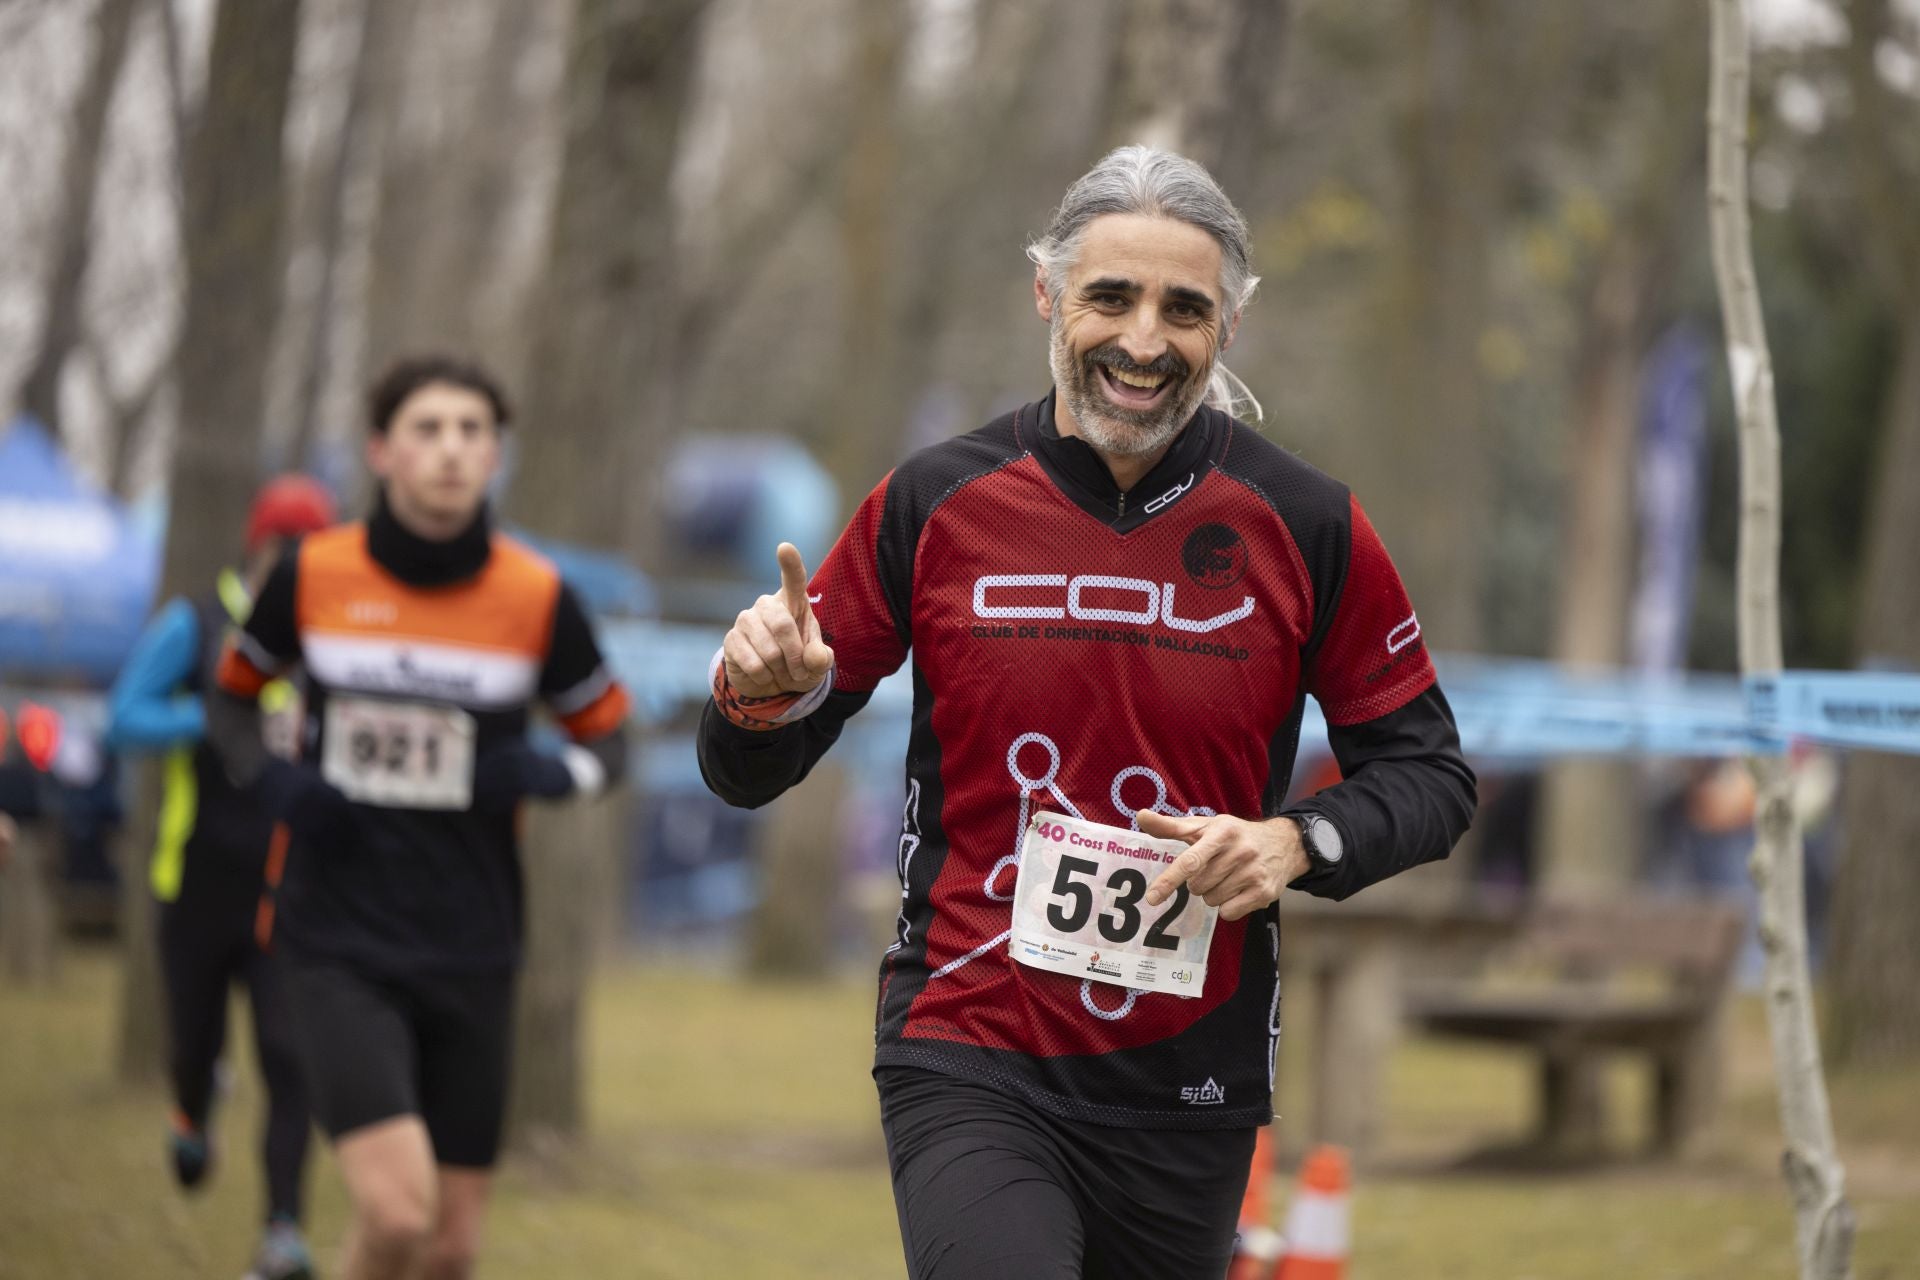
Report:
1048,315,1212,459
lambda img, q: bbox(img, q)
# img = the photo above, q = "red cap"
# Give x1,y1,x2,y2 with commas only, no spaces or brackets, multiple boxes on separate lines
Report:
245,475,336,553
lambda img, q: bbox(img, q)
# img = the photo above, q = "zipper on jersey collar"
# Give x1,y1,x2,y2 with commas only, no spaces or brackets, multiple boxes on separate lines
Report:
1027,391,1215,533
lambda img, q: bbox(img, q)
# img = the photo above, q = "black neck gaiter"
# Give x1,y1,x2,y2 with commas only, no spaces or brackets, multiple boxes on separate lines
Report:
366,490,493,587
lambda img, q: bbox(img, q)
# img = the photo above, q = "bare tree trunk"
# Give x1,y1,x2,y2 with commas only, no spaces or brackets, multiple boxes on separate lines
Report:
1105,0,1226,151
362,0,559,376
746,0,906,970
1706,4,1854,1274
1104,0,1289,198
1,816,63,986
820,0,905,490
1185,0,1290,201
1826,0,1920,1071
504,0,707,1148
163,0,302,601
745,764,848,980
1536,243,1649,894
119,0,303,1086
84,334,175,498
359,0,436,367
286,0,381,469
1537,7,1704,894
15,0,140,433
1828,318,1920,1065
1369,0,1504,655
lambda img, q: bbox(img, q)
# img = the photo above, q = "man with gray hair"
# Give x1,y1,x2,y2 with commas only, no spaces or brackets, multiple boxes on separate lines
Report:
701,146,1475,1277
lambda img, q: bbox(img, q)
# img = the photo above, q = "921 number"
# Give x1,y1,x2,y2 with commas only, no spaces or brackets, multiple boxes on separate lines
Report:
1044,856,1188,949
346,724,443,777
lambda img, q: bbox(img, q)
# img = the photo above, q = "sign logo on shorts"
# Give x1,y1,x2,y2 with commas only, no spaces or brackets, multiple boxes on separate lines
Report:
1179,1077,1226,1106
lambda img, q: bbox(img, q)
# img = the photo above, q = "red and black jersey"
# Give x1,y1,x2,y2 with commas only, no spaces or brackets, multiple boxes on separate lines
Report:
700,395,1474,1129
217,502,630,976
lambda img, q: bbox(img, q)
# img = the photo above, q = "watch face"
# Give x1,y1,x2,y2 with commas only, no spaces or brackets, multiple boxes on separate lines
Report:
1309,817,1344,865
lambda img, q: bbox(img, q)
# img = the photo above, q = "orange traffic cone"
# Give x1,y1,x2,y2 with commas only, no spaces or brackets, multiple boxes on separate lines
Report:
1226,1128,1283,1280
1273,1145,1351,1279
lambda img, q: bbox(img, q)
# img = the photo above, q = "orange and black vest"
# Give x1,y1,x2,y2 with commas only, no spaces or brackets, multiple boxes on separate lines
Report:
218,502,628,974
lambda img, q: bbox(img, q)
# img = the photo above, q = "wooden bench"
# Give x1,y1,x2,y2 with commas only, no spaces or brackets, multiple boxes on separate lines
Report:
1401,894,1746,1155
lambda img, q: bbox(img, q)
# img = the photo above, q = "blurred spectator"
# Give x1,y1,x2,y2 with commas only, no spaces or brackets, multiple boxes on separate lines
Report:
1791,745,1842,970
105,473,334,1280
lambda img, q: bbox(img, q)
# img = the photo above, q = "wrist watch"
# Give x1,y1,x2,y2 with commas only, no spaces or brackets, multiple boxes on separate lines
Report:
1292,813,1345,871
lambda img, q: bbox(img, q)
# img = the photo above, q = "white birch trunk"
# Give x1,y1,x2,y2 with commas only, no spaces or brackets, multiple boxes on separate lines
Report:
1705,4,1854,1276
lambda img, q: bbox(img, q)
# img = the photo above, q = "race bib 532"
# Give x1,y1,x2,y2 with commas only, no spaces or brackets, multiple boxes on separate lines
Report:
1009,811,1218,998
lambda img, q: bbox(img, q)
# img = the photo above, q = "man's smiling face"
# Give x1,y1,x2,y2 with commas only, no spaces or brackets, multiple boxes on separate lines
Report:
1038,213,1236,460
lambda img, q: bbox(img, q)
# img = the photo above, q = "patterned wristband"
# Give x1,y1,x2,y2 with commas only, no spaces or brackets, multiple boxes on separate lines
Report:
711,662,813,731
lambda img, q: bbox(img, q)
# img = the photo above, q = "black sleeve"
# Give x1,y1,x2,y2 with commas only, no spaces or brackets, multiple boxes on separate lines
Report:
1284,684,1477,902
206,688,269,788
697,689,873,810
538,582,608,702
240,550,302,668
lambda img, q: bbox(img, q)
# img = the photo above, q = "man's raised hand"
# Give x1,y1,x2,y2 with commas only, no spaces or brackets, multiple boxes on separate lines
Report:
1136,810,1311,922
723,542,835,699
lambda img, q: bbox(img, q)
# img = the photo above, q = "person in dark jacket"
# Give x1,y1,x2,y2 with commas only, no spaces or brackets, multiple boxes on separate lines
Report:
109,474,336,1280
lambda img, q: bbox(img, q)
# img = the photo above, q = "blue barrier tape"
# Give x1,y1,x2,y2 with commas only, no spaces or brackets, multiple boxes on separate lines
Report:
1753,671,1920,755
599,622,1920,759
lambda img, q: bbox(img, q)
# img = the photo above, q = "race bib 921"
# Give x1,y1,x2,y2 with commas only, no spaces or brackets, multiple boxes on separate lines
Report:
321,695,475,810
1009,811,1218,998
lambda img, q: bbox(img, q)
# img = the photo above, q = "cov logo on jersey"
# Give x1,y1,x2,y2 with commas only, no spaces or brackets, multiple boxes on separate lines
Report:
1182,524,1247,590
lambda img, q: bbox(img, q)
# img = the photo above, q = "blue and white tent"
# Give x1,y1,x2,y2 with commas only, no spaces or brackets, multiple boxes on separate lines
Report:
0,418,159,684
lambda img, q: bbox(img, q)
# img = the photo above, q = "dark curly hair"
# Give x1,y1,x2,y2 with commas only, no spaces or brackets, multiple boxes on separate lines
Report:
366,355,513,436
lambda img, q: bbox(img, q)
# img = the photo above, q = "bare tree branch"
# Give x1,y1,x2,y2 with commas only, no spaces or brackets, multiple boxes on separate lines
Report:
79,331,172,496
287,0,379,467
1707,3,1855,1276
153,0,190,197
1839,0,1920,310
17,0,140,433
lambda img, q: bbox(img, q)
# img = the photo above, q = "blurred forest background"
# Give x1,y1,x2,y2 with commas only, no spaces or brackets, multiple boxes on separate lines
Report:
10,0,1916,1045
2,0,1919,1275
4,0,1916,663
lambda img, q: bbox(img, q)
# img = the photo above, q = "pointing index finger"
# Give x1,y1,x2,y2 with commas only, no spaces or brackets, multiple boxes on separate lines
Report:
1146,833,1218,907
776,542,811,623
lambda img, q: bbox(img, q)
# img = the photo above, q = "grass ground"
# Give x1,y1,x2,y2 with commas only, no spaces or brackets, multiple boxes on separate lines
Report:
1,946,1915,1279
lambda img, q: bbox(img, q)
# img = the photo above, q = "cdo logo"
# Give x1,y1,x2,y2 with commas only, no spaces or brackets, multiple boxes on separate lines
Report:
1182,524,1247,590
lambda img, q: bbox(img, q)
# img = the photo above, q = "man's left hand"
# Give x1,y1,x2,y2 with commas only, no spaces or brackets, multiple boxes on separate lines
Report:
1137,811,1311,921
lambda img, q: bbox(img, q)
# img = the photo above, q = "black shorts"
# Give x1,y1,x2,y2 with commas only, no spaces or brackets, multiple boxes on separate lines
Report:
877,1066,1256,1280
284,959,514,1169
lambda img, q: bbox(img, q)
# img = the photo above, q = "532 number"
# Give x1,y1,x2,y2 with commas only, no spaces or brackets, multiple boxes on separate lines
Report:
1044,854,1188,949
